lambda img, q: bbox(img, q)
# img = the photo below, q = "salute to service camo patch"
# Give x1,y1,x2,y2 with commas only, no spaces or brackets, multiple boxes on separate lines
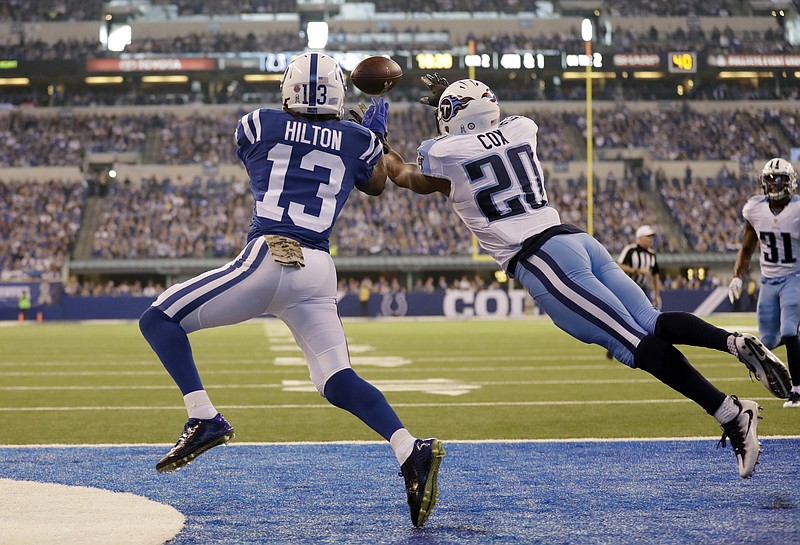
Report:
264,235,305,268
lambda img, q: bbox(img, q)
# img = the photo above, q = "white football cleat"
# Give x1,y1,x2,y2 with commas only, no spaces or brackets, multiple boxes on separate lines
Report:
783,391,800,408
718,397,762,479
735,333,792,399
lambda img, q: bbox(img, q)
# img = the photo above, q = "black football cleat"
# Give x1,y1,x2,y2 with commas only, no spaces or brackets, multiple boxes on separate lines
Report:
399,438,446,527
156,413,234,473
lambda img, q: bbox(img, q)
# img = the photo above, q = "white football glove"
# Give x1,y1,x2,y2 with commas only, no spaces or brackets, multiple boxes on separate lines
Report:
728,277,743,303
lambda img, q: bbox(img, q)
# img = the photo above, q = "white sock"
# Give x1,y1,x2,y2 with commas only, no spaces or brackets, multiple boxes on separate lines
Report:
792,385,800,394
184,390,217,420
727,334,738,357
713,396,740,424
389,428,417,465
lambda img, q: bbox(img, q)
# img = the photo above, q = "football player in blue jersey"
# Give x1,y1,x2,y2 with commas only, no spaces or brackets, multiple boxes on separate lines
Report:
381,76,792,479
729,158,800,408
138,53,444,527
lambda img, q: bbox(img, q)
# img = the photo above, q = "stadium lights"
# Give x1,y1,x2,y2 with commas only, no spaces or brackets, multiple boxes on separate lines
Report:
561,71,616,79
243,74,283,82
306,22,329,49
141,75,189,83
581,18,593,42
718,71,773,79
85,76,124,84
632,71,666,79
0,77,29,85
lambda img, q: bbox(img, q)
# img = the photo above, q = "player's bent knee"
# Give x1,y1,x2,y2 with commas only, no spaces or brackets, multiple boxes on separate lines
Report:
633,335,681,375
310,344,351,396
139,306,170,338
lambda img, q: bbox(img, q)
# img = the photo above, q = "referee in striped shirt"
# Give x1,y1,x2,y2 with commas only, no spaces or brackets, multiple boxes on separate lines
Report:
618,225,661,309
605,225,661,359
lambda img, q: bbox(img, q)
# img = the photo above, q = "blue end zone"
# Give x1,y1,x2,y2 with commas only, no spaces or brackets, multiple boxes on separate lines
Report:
2,439,798,544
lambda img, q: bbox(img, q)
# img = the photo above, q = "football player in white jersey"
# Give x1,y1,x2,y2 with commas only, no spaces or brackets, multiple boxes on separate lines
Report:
139,53,444,527
729,158,800,408
382,77,792,478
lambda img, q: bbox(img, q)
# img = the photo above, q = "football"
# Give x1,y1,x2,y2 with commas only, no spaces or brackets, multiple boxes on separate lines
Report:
349,56,403,95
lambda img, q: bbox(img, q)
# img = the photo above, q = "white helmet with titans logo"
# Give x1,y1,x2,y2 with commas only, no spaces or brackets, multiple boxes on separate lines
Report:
437,79,500,135
761,157,797,202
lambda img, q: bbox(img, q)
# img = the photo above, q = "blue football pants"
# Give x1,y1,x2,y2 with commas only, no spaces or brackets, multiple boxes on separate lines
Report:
757,274,800,349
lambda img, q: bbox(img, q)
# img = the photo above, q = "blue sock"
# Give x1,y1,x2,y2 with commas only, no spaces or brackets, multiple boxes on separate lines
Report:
324,368,404,441
139,307,203,395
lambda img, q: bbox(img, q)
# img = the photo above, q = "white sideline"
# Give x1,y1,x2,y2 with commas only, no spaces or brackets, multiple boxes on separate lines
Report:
1,436,798,448
0,479,184,545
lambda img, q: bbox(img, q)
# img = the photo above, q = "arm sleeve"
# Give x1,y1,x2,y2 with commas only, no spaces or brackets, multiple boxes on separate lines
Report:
354,130,383,190
235,109,263,163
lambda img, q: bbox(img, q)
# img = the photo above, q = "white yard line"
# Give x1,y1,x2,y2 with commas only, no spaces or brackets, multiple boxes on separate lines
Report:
0,396,784,411
0,375,763,391
0,361,741,377
0,353,729,367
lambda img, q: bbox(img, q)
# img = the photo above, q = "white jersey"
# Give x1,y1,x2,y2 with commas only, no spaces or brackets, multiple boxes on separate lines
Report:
417,116,561,269
742,194,800,278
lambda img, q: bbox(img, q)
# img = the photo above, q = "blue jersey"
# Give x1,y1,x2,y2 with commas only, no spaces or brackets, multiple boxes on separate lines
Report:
236,108,383,251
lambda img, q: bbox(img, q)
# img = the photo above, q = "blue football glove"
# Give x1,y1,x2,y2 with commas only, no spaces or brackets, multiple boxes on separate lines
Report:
361,97,389,137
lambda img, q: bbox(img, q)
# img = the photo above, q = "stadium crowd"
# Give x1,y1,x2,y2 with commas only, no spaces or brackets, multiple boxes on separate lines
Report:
91,174,250,259
0,112,147,167
63,275,165,297
604,0,730,17
1,0,754,21
468,21,792,56
3,24,793,62
12,104,796,168
0,179,85,281
65,266,723,299
0,0,104,21
2,100,795,276
32,104,789,166
2,0,795,291
576,106,785,164
0,168,669,268
658,166,754,253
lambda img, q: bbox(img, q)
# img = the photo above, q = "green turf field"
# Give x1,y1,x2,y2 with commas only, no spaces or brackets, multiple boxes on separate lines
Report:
1,316,796,445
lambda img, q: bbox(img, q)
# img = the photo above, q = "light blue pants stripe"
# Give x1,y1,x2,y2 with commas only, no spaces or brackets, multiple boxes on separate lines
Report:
515,232,661,367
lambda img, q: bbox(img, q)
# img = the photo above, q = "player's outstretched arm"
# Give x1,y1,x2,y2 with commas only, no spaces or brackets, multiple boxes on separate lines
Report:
383,147,449,196
733,221,758,279
359,156,387,197
729,221,758,302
